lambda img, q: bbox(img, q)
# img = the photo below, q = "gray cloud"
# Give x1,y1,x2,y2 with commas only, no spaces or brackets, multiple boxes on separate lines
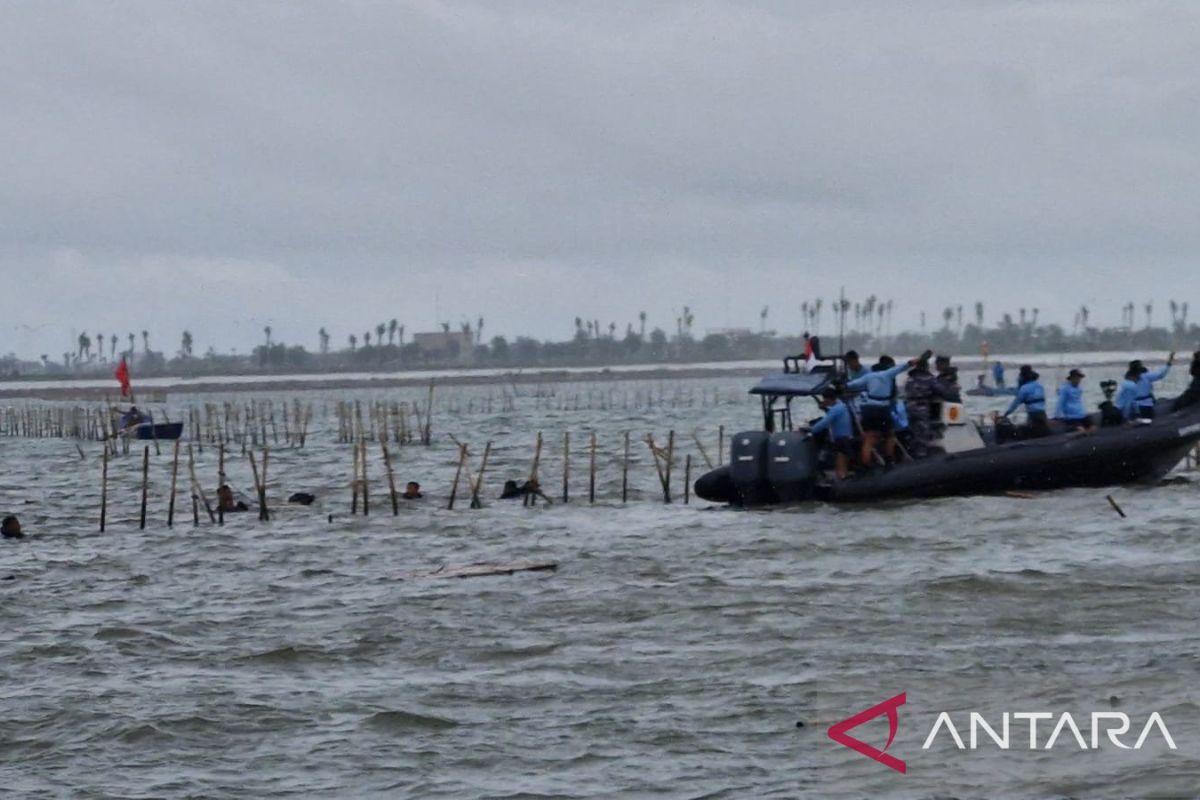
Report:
2,1,1199,358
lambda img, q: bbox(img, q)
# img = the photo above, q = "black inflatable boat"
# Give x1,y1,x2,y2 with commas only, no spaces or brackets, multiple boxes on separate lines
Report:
694,356,1200,506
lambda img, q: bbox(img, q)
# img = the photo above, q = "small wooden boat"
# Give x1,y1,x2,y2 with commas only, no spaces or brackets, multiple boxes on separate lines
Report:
129,421,184,440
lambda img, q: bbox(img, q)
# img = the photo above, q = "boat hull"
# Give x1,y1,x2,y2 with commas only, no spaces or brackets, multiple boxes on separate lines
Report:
695,408,1200,505
130,422,184,440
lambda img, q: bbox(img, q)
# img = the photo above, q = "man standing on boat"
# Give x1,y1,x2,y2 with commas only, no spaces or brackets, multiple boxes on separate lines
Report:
846,351,928,468
808,387,853,479
1117,354,1174,420
1054,368,1092,430
1170,351,1200,412
1002,365,1049,437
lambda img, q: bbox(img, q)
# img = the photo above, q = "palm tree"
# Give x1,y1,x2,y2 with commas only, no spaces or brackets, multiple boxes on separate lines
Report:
1019,308,1027,327
476,316,485,345
956,305,963,333
364,331,371,347
682,307,694,337
376,323,386,345
1144,302,1153,329
920,311,926,332
760,305,769,334
974,301,984,328
181,330,194,357
441,322,450,334
388,318,398,346
141,330,149,353
398,325,405,348
942,307,953,330
109,336,117,361
318,327,329,354
128,332,135,355
348,334,357,351
1031,307,1039,327
814,298,823,334
76,333,88,362
638,311,647,338
608,321,616,339
264,326,272,350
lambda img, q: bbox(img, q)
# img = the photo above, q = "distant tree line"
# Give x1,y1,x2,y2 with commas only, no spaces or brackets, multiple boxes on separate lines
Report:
9,298,1196,379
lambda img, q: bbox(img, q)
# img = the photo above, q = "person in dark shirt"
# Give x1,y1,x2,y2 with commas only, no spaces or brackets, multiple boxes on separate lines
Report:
1170,351,1200,412
1,516,24,539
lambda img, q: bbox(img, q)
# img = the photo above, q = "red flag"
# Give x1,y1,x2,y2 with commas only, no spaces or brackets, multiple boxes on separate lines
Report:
115,358,131,397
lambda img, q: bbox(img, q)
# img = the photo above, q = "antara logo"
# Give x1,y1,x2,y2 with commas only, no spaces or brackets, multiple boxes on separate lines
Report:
827,692,907,774
828,694,1176,774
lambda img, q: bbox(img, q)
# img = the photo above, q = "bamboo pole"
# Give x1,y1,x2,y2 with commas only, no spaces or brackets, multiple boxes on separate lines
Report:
622,431,630,503
684,454,692,504
138,445,150,529
448,443,468,510
359,439,368,516
562,431,570,503
187,444,216,523
351,438,360,515
382,443,399,515
470,441,492,509
100,447,109,532
167,440,180,527
663,430,674,503
588,430,597,504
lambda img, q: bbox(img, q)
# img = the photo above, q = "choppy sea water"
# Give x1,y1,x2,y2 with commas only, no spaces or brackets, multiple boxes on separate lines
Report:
2,367,1199,799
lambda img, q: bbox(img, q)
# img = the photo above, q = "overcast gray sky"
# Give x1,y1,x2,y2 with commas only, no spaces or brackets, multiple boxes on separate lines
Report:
2,1,1198,359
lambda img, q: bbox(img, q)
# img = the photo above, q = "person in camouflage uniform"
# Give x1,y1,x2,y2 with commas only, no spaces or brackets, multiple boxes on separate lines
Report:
905,357,959,458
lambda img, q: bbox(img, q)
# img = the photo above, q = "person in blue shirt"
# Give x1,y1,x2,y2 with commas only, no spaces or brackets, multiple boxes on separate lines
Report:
808,386,853,479
846,351,927,467
1116,354,1174,420
844,350,869,382
1054,368,1092,430
1002,365,1049,437
992,361,1006,389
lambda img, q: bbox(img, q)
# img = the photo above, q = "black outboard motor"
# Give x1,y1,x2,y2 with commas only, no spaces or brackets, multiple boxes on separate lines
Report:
766,432,820,503
729,431,776,506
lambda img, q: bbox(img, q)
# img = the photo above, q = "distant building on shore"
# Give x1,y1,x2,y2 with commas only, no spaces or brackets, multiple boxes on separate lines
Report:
412,331,474,363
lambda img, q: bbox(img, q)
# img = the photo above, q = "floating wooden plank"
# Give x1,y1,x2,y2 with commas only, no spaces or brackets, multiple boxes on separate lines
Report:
417,561,558,580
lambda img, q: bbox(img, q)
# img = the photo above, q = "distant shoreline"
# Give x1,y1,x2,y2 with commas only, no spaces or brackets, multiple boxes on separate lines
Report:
0,351,1175,401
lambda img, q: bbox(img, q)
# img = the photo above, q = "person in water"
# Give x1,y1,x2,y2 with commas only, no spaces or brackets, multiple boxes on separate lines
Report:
807,386,853,479
1116,354,1173,420
846,352,925,467
402,481,423,499
1170,351,1200,412
1002,365,1049,437
1054,368,1092,430
1,516,23,539
216,484,249,513
992,361,1006,389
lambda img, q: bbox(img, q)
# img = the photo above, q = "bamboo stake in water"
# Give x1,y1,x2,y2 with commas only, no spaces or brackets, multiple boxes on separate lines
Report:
351,439,360,515
448,443,468,510
139,445,150,529
167,440,180,527
663,430,675,504
359,439,368,516
684,454,692,505
470,441,492,509
622,431,630,503
100,447,109,532
588,431,597,504
382,442,399,516
562,431,570,503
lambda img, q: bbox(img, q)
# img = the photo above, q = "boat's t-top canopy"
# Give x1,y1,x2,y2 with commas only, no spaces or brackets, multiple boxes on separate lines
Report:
750,338,846,430
749,368,837,398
